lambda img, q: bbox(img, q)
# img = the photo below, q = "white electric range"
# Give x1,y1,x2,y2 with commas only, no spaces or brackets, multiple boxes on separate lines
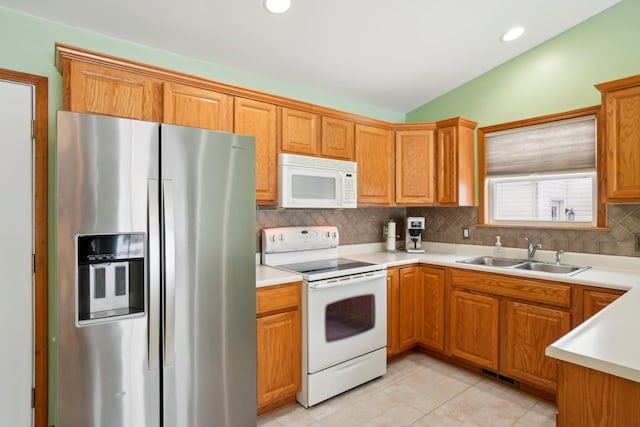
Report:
262,226,387,408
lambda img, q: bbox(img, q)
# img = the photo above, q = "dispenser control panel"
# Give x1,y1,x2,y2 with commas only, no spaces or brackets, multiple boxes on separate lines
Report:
77,233,145,324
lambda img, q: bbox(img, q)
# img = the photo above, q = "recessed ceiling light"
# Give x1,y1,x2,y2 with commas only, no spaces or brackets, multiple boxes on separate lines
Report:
264,0,291,14
500,27,525,42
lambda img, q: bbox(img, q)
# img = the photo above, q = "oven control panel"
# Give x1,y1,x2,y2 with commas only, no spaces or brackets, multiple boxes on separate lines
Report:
262,226,339,254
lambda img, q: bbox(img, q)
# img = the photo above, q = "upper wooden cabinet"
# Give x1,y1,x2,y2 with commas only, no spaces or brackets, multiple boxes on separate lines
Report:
355,124,394,205
435,118,477,206
321,116,355,160
163,82,233,131
395,128,436,205
62,60,163,122
56,44,481,208
234,98,278,205
280,108,319,156
597,74,640,201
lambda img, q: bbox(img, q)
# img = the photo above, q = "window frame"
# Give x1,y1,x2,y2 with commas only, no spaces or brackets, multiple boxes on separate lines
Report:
477,105,606,229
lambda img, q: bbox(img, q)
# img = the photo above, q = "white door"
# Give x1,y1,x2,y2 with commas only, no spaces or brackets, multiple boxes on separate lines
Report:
0,79,34,426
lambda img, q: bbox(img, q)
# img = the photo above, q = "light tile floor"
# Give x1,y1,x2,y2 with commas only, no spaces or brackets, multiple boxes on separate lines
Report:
258,353,556,427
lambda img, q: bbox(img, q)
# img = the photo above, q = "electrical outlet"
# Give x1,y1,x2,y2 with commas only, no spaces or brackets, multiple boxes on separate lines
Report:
635,233,640,251
462,227,470,240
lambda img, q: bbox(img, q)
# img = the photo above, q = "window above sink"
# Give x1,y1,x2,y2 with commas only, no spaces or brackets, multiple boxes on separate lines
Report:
478,106,605,229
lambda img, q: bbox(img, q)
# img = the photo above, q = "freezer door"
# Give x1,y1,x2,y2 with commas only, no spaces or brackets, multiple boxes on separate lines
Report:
55,111,160,427
161,125,257,427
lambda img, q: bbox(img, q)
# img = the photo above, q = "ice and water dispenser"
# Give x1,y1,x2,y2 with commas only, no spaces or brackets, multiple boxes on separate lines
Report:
77,233,145,323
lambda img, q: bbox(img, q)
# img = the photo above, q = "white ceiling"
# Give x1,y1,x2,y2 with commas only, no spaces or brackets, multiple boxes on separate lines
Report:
1,0,620,113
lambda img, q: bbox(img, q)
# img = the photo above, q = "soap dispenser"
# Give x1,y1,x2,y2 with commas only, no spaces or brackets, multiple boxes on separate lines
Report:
495,236,502,251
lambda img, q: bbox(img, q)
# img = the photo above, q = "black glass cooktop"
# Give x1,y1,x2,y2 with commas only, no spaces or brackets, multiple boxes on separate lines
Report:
278,258,377,276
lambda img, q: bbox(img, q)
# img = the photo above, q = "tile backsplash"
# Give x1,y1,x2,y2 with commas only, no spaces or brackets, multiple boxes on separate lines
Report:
256,204,640,257
407,204,640,257
256,207,405,252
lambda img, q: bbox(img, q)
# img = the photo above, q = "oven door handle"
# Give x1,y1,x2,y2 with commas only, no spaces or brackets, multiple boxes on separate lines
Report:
309,270,387,289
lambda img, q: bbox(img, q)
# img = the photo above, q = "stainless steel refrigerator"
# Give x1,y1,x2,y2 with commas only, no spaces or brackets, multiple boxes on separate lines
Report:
55,111,257,427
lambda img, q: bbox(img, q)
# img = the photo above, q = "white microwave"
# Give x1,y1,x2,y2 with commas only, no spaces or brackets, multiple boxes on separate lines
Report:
278,153,357,209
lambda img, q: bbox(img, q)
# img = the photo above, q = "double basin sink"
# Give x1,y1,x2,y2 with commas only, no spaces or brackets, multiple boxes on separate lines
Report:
456,256,591,276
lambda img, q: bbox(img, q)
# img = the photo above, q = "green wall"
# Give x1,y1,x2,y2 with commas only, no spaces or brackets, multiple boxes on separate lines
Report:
406,0,640,127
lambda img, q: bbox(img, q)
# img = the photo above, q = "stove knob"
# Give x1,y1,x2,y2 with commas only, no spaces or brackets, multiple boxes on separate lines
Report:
270,235,276,242
278,234,284,241
332,232,337,238
325,231,330,238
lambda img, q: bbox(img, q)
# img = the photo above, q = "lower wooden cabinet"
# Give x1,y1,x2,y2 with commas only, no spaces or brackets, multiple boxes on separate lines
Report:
448,289,500,370
387,265,445,357
447,268,573,393
504,301,571,392
256,282,301,414
418,266,445,351
386,267,400,357
583,288,624,320
398,266,421,351
556,361,640,426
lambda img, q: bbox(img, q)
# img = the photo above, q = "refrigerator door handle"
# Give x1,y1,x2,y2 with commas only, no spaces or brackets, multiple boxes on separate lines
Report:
148,180,160,370
163,179,176,366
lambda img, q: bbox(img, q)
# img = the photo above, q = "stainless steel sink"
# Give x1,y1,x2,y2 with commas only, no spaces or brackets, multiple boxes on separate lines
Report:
456,256,590,276
512,262,590,275
457,256,527,267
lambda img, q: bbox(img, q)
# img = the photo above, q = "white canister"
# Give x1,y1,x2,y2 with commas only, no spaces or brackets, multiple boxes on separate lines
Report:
385,220,396,251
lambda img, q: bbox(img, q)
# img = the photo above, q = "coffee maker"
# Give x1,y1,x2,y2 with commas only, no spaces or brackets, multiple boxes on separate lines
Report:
405,217,426,253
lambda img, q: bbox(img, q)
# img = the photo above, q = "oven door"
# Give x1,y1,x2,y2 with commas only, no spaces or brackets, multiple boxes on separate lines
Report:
306,269,387,373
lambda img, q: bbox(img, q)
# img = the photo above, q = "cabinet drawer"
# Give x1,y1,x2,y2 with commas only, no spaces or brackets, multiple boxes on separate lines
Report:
450,269,571,308
256,282,301,316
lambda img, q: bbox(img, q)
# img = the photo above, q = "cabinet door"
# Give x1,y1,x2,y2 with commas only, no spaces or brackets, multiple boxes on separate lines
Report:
419,267,445,351
321,116,355,160
603,85,640,200
65,60,162,121
256,310,301,409
280,108,319,156
435,120,475,206
436,126,458,205
583,289,623,320
163,82,233,131
398,266,421,351
386,267,400,357
504,301,570,392
449,289,499,370
355,124,394,205
395,130,435,205
234,98,278,205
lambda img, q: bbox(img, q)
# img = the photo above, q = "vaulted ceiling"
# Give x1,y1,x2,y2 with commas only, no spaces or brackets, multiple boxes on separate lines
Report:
0,0,620,113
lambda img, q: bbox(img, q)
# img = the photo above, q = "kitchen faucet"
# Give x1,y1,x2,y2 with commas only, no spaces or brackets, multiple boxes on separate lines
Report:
525,237,542,260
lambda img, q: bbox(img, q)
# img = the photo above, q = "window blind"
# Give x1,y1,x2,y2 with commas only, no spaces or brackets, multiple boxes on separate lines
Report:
485,115,596,176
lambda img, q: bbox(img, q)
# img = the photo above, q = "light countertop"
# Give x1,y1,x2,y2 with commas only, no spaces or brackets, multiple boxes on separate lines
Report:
256,241,640,383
